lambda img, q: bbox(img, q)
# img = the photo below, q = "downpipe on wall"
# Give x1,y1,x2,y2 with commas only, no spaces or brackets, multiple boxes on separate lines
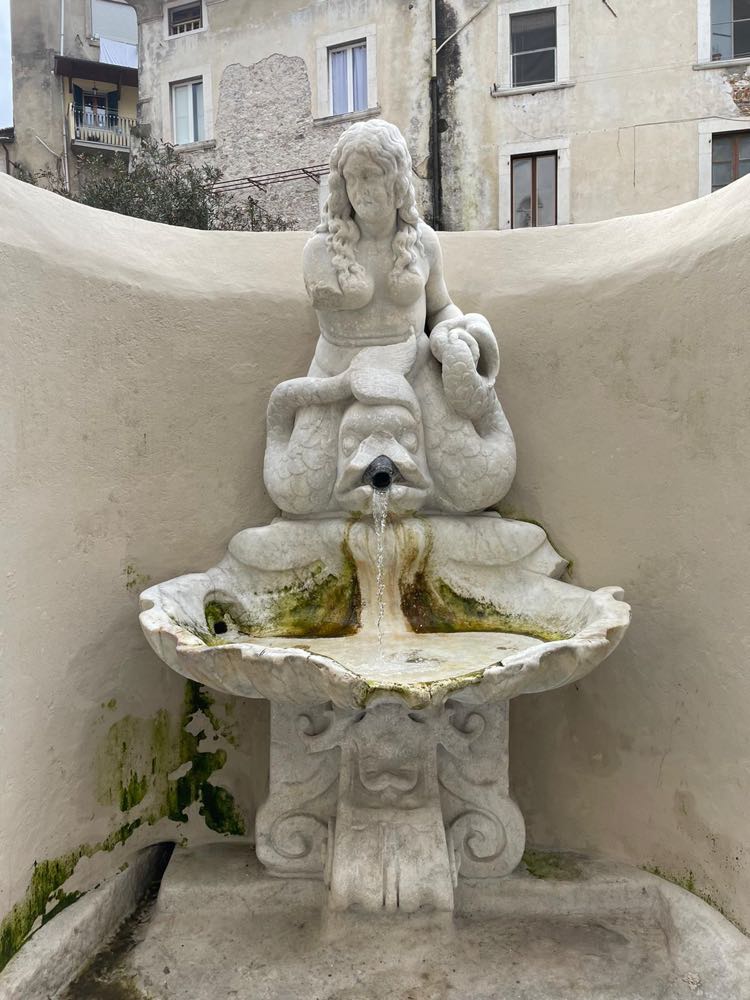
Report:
430,0,493,231
430,0,442,231
59,0,71,192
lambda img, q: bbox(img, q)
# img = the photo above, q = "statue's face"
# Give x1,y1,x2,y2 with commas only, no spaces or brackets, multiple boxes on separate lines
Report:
342,151,396,223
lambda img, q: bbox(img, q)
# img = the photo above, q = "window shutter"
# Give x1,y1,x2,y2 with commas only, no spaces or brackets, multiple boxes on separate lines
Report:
106,90,119,128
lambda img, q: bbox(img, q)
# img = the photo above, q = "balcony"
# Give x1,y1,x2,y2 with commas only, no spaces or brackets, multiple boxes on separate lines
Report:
68,104,135,154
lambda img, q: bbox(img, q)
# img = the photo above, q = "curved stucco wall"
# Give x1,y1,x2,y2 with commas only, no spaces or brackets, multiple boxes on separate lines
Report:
1,173,749,966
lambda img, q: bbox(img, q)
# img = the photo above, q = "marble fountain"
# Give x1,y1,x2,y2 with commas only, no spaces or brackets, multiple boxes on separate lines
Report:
121,121,750,996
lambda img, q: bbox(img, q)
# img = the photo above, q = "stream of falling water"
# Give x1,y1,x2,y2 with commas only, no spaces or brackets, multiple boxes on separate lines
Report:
372,488,390,664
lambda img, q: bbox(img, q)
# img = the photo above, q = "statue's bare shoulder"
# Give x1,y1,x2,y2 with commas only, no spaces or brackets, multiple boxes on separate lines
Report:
302,232,344,308
303,232,332,283
418,222,444,271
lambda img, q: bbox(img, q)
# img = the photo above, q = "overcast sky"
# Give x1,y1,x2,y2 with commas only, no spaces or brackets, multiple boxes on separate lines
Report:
0,0,12,128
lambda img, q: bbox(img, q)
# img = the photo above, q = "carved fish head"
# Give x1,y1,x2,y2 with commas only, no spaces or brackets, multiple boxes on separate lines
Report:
334,401,432,514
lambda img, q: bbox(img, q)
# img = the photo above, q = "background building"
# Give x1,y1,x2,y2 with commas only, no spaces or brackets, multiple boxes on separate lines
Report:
6,0,138,188
5,0,750,224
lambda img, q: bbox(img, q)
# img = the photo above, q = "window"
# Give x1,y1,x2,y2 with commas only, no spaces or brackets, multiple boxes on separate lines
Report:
711,0,750,60
510,9,556,86
328,40,368,116
91,0,137,43
169,2,203,35
73,86,118,129
315,25,376,120
171,79,204,144
91,0,137,66
711,130,750,189
511,152,556,227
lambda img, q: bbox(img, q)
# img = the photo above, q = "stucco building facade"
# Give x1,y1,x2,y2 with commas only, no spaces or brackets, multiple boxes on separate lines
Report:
6,0,138,187
6,0,750,224
129,0,750,229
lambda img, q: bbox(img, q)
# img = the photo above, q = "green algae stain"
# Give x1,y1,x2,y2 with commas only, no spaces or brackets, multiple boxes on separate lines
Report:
181,675,237,748
97,713,168,813
641,865,745,930
401,572,570,643
200,782,246,835
359,670,485,709
202,544,361,642
162,682,245,835
1,681,247,973
1,854,83,970
0,820,145,973
644,865,696,893
123,564,151,593
119,772,149,812
97,683,245,835
523,849,582,881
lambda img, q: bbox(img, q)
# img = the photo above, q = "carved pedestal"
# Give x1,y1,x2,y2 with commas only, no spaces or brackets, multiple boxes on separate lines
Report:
256,698,525,912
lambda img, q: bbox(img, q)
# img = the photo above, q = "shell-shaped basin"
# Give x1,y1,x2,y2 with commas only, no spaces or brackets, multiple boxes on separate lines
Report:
139,514,630,709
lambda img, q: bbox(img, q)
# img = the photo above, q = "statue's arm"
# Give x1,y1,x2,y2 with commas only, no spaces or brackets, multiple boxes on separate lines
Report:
422,224,463,330
421,224,498,379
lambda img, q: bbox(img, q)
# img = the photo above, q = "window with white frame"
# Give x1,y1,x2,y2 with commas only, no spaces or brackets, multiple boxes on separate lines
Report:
510,9,556,86
499,136,569,229
169,2,203,35
328,40,368,116
496,0,569,94
711,0,750,60
315,25,376,120
511,151,557,227
171,78,204,144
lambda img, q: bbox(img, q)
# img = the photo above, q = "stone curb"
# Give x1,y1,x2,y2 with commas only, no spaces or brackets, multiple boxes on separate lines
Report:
0,843,172,1000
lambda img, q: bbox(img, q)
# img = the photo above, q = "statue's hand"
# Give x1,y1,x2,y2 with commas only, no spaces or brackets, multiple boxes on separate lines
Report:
430,313,500,423
430,313,498,381
430,318,480,367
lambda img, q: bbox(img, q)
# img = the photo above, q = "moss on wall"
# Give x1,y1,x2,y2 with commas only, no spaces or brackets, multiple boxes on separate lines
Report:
0,681,246,973
642,865,745,932
0,821,142,972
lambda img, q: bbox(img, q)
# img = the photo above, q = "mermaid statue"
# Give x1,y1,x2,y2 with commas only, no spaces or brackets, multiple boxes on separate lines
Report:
264,119,516,517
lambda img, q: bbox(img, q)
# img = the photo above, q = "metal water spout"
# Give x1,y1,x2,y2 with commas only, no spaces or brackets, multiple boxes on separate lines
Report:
362,455,398,491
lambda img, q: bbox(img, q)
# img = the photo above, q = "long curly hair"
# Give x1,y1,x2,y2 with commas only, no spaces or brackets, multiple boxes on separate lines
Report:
318,119,424,297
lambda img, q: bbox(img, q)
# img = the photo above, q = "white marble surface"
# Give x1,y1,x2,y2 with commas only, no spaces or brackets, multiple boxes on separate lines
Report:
100,844,750,1000
138,120,630,916
140,513,629,709
265,120,516,516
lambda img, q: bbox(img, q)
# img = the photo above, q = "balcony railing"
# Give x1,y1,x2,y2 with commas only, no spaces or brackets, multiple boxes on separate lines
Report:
68,104,135,152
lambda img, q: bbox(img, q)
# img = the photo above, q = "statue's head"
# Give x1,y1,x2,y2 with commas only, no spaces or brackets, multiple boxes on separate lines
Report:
318,119,424,296
326,119,418,224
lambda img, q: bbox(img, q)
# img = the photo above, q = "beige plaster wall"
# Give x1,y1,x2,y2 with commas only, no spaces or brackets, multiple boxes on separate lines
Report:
1,172,749,967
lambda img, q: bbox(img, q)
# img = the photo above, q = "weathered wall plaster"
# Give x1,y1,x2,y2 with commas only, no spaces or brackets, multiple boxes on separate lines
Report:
128,0,749,230
214,55,342,230
1,172,749,964
131,0,432,227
